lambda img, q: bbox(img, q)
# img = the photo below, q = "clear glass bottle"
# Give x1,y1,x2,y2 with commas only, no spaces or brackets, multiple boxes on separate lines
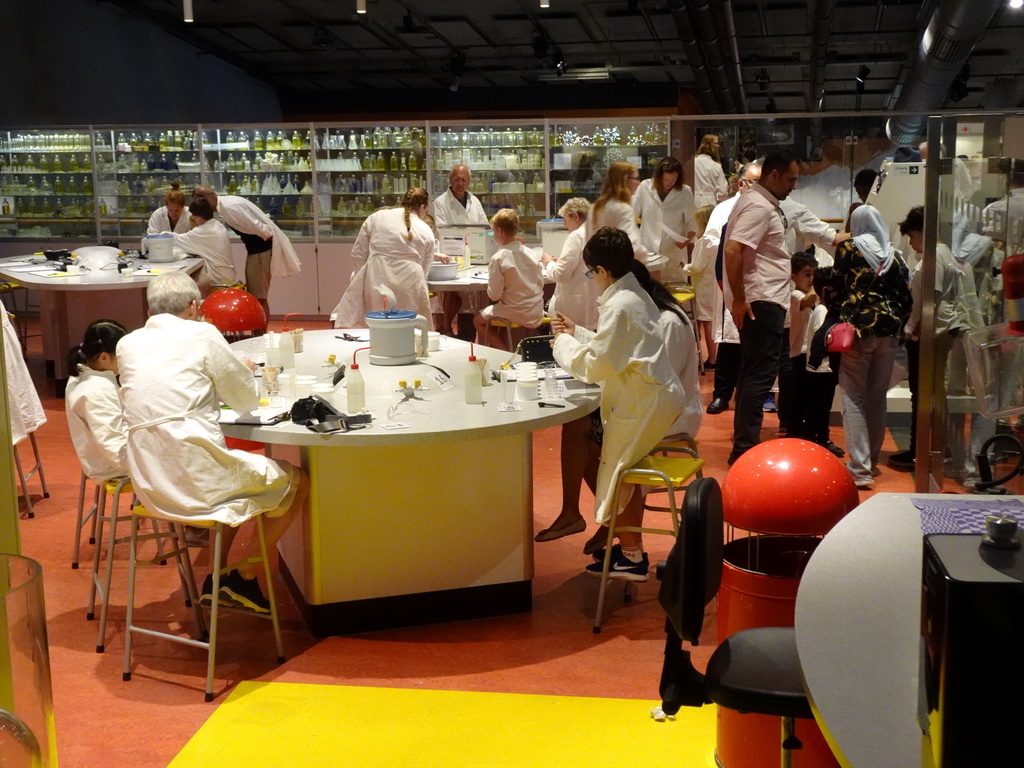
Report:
253,130,264,151
389,152,399,171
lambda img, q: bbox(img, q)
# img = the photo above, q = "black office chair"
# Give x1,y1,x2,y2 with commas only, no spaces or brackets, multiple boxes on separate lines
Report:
656,477,814,768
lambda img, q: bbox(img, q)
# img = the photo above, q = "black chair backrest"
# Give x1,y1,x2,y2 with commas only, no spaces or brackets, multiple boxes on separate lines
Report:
657,477,723,643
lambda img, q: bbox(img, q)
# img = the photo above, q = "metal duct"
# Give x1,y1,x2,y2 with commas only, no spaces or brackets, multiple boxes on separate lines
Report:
667,0,720,113
886,0,1004,143
808,0,836,111
715,0,748,114
686,0,737,113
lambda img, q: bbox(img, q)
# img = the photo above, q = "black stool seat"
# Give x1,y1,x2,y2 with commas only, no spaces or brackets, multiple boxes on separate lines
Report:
705,626,813,720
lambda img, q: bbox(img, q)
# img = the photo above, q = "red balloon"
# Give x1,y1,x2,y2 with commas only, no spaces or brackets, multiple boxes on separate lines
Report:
723,438,860,535
201,288,266,333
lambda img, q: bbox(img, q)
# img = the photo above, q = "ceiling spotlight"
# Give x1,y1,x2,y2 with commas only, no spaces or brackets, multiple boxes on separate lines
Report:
554,56,567,76
1011,0,1023,9
183,0,193,23
356,0,367,14
540,0,550,7
756,68,769,91
856,65,871,84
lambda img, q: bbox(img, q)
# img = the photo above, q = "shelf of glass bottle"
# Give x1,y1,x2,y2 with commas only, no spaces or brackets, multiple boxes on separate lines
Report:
549,143,667,150
431,128,545,147
2,162,94,174
317,152,422,173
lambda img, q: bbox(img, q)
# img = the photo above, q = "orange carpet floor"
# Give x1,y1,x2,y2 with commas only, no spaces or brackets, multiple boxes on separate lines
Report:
13,319,928,767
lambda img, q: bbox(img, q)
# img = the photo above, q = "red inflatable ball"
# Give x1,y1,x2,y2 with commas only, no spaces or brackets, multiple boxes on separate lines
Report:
201,288,266,333
723,438,860,535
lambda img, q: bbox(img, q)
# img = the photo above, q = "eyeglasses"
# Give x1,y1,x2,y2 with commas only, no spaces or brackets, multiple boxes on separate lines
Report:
584,266,597,279
628,175,640,181
739,177,753,186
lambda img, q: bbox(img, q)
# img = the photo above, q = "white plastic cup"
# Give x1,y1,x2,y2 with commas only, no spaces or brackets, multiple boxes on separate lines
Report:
295,375,317,399
65,264,80,275
516,375,539,401
121,267,135,278
427,331,441,352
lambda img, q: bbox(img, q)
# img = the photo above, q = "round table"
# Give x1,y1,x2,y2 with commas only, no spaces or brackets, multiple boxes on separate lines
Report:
222,329,599,636
0,255,202,392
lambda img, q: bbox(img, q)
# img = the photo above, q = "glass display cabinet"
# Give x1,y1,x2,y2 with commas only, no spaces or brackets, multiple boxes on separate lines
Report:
201,124,316,239
0,128,96,240
314,123,428,238
547,119,669,213
92,125,200,241
428,121,547,232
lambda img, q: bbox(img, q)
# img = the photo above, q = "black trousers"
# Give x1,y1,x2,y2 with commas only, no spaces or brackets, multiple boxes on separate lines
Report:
712,342,741,403
776,328,793,430
789,354,839,445
733,301,785,456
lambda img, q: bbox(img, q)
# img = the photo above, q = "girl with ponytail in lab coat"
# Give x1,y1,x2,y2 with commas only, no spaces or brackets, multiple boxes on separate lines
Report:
551,227,685,580
333,187,439,327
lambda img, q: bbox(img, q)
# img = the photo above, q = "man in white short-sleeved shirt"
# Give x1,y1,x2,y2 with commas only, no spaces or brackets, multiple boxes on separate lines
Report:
723,150,800,465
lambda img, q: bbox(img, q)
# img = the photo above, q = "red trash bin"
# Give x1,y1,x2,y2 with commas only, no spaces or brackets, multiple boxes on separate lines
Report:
716,438,860,768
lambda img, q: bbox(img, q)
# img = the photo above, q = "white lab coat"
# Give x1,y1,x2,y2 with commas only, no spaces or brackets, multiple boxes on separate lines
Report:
117,314,297,525
147,205,190,235
171,218,238,294
694,154,728,209
333,207,435,328
429,188,488,228
215,195,301,277
486,240,544,327
688,232,718,323
587,199,647,260
704,195,741,344
545,228,599,330
660,310,703,439
781,199,838,258
553,272,684,524
3,309,45,446
632,179,697,283
65,365,127,481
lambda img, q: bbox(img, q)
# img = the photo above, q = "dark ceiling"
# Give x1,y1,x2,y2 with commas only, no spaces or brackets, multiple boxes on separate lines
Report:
106,0,1024,115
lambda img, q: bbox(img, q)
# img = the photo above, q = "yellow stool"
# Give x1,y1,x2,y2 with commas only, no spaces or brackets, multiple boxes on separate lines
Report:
592,446,704,633
122,506,284,702
486,316,549,351
14,432,49,519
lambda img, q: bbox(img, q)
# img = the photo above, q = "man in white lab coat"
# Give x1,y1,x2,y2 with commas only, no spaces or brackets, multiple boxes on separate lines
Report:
429,164,489,340
193,186,301,324
117,271,308,612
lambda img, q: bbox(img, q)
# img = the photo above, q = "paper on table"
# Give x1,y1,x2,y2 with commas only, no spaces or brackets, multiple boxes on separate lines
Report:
0,260,35,267
219,407,291,426
4,264,55,272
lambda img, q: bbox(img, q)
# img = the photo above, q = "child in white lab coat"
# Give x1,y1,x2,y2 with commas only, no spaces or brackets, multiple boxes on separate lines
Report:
474,208,544,350
65,320,130,482
551,227,685,580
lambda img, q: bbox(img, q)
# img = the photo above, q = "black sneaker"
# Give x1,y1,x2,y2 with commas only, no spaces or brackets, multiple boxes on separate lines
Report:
200,573,242,609
887,450,915,471
585,551,649,582
823,441,846,458
219,570,271,614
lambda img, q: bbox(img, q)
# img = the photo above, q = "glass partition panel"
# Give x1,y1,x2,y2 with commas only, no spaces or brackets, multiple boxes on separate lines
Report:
314,123,427,238
0,128,95,240
429,121,547,234
200,124,315,240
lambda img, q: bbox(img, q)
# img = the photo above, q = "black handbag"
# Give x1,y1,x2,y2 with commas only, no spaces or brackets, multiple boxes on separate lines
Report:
290,394,371,433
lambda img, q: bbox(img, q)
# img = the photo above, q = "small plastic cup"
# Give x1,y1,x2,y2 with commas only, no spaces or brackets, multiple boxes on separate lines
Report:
65,264,80,275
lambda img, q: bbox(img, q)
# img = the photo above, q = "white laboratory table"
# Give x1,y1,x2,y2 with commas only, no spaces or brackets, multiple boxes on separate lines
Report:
0,255,202,392
222,329,599,636
795,492,940,768
426,253,670,295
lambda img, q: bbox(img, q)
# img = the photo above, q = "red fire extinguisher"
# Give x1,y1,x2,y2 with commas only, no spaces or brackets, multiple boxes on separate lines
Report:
1004,251,1024,335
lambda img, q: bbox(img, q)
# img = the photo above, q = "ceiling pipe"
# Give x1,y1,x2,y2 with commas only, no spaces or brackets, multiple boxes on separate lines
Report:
686,0,737,113
666,0,720,113
886,0,1004,143
714,0,748,113
808,0,836,111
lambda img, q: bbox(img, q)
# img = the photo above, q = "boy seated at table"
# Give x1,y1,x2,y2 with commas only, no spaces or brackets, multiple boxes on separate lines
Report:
474,208,544,350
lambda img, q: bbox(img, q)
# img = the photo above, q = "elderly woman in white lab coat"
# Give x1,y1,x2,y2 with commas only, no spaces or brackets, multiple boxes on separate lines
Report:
118,271,308,611
169,195,238,296
146,182,190,235
333,187,438,327
65,319,129,481
542,198,599,331
632,156,697,284
552,227,684,580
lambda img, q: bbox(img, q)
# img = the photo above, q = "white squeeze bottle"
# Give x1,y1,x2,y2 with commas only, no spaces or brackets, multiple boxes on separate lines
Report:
347,361,365,412
278,327,295,368
265,331,280,366
465,344,483,405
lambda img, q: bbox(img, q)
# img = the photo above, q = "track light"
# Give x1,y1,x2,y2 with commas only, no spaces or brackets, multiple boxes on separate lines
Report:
856,65,871,84
1011,0,1023,10
356,0,366,14
183,0,193,23
540,0,550,7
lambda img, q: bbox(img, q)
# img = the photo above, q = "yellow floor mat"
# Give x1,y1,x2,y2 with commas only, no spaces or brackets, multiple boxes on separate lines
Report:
169,681,718,767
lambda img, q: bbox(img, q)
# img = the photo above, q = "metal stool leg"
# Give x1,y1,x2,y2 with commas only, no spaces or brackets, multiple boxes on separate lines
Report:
86,483,107,620
29,432,49,499
72,471,99,569
13,443,34,519
255,516,286,664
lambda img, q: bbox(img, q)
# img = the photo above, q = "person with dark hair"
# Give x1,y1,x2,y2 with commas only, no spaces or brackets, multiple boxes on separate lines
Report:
723,149,800,465
632,156,697,283
548,227,684,580
332,187,439,328
796,266,845,449
65,320,130,482
844,168,879,231
170,194,238,296
192,185,301,321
